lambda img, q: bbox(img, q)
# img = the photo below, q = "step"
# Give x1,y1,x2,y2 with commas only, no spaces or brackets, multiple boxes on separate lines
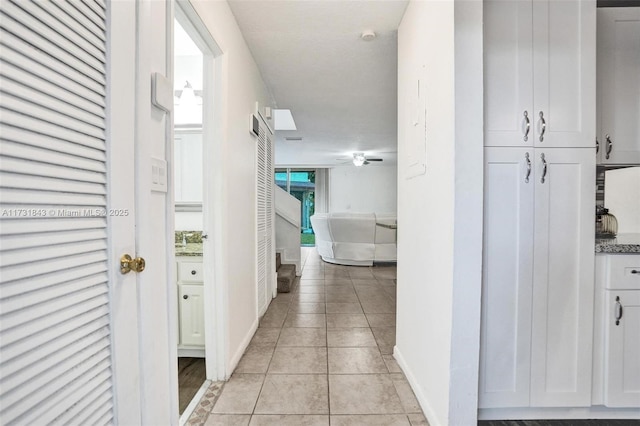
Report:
277,264,296,293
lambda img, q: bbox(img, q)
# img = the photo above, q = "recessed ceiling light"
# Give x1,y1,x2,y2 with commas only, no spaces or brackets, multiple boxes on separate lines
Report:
361,30,376,41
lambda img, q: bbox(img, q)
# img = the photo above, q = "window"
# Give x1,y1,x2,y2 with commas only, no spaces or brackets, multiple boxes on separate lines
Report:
275,168,316,245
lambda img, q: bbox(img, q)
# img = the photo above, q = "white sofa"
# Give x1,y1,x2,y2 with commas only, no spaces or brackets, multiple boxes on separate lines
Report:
310,212,397,266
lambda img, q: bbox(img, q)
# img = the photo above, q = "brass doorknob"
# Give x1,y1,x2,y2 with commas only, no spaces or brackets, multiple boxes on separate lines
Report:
120,254,146,274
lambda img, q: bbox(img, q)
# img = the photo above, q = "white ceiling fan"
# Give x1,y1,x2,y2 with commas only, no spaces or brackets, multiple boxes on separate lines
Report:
336,152,384,167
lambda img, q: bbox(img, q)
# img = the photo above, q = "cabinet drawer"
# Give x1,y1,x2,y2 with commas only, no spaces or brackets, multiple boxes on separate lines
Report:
178,261,203,282
606,255,640,290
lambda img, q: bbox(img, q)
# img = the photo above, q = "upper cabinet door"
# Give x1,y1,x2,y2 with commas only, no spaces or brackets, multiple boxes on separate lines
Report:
484,0,534,147
484,0,596,148
598,8,640,164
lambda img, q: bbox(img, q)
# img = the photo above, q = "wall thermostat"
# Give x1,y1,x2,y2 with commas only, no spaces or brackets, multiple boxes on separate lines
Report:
251,114,259,137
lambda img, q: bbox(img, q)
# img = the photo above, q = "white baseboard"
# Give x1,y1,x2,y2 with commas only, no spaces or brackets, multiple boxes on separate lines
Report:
479,406,640,420
177,347,205,358
227,317,259,376
394,345,444,426
179,379,211,426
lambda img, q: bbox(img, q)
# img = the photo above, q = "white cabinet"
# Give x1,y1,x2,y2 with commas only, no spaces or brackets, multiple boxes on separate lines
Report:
597,8,640,164
177,257,204,348
479,148,596,408
484,0,595,148
480,148,534,408
178,284,205,347
595,254,640,408
529,148,596,407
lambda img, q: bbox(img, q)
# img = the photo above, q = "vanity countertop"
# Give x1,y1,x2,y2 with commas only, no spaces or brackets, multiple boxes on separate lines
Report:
595,233,640,254
175,243,203,257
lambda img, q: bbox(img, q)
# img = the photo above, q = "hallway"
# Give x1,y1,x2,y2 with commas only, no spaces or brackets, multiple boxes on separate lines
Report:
197,248,428,425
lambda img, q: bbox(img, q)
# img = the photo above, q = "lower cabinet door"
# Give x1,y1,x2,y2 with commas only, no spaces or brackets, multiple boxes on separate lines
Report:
479,148,535,408
605,290,640,407
530,148,596,407
178,284,205,347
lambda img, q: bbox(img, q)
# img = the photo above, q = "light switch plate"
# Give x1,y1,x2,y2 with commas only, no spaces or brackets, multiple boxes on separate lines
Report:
151,72,173,113
151,157,168,192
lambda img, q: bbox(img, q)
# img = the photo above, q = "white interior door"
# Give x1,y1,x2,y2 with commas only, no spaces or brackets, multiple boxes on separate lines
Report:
0,0,145,423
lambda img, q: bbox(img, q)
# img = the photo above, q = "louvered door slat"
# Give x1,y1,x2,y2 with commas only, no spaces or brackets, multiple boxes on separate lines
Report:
0,32,106,103
1,59,105,118
0,188,105,207
0,109,105,150
0,127,107,162
50,0,105,43
1,316,108,369
13,0,106,61
0,7,105,84
1,217,106,234
0,238,107,268
0,173,105,196
0,274,107,317
0,92,105,139
0,0,114,423
0,228,107,251
51,379,112,425
1,333,110,395
0,76,105,129
78,0,106,23
1,252,107,283
1,311,109,363
10,358,111,425
0,157,107,184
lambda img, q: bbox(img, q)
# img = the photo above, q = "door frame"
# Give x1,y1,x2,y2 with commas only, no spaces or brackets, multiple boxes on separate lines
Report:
174,0,228,382
106,1,142,423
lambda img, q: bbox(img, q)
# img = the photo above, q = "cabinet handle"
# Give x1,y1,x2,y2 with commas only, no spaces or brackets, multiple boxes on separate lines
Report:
523,111,530,142
596,138,599,154
191,270,197,275
183,295,189,300
605,134,613,160
615,296,623,326
540,153,547,184
631,270,639,275
538,111,546,142
525,152,531,183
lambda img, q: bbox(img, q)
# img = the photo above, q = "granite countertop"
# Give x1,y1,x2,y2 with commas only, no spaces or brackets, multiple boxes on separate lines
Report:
175,231,203,256
595,233,640,254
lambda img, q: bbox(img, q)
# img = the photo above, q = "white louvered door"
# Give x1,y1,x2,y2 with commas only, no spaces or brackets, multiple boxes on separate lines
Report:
256,117,274,316
0,1,143,424
265,130,275,298
256,125,268,316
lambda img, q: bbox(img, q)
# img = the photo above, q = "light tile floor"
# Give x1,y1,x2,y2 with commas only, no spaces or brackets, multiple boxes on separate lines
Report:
202,247,429,426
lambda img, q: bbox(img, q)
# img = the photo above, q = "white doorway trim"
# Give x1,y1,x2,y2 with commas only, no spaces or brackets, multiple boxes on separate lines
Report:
174,0,228,382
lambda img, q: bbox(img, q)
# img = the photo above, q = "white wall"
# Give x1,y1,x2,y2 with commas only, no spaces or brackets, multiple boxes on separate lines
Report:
396,1,483,425
329,165,397,214
190,0,274,375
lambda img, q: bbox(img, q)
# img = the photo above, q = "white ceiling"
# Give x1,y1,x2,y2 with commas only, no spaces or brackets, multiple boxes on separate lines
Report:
228,0,408,167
